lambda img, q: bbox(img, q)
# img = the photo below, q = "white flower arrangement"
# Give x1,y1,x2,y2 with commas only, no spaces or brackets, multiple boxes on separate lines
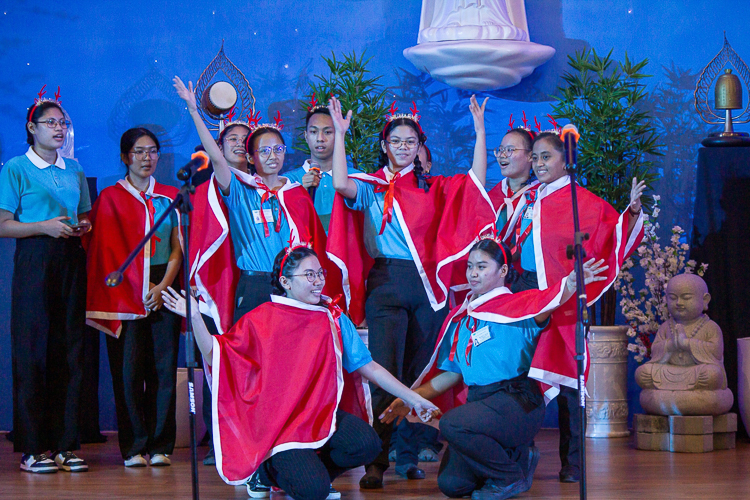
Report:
615,196,707,363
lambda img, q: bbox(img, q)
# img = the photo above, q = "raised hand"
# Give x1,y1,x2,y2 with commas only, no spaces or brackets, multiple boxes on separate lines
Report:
566,258,609,291
161,286,193,318
629,177,647,214
469,94,489,133
327,96,352,135
173,76,198,113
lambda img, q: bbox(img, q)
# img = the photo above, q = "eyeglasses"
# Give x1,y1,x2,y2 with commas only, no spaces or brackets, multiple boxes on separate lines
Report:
224,135,247,146
288,269,327,282
493,146,528,156
130,148,160,159
35,118,71,129
256,145,287,157
387,138,420,149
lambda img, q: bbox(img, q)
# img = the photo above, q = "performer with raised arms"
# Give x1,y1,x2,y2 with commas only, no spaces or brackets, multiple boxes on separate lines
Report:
83,127,183,468
381,237,608,500
173,76,339,331
284,97,360,233
0,88,91,473
327,95,496,488
161,246,439,500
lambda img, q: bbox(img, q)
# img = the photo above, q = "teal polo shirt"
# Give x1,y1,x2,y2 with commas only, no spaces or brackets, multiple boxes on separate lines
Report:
0,147,91,224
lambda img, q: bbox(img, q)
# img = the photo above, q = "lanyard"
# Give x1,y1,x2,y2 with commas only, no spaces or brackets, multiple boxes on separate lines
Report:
511,190,537,256
449,314,478,366
140,192,161,257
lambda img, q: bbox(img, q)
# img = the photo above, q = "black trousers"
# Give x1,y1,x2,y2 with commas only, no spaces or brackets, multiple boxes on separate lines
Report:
437,378,546,497
391,419,442,466
258,410,380,500
201,313,220,446
365,258,448,470
106,264,181,458
11,236,86,454
511,270,581,471
234,271,274,323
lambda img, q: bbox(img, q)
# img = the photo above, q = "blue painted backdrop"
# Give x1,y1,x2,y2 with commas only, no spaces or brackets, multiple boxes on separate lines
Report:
1,0,748,431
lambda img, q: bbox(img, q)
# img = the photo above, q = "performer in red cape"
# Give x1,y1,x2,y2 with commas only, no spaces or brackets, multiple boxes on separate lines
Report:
380,238,608,500
174,76,340,333
517,130,647,483
84,128,183,468
487,125,540,244
161,246,439,500
327,95,496,487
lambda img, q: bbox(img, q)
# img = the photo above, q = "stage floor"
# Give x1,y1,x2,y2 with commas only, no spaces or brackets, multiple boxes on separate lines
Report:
1,429,748,499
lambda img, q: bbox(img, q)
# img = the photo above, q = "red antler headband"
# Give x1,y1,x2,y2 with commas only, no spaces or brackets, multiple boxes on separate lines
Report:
248,109,284,134
278,239,313,280
383,100,423,135
28,85,64,121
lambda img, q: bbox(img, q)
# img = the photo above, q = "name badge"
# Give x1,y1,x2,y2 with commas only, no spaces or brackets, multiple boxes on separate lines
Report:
522,205,534,219
471,326,492,346
252,209,275,224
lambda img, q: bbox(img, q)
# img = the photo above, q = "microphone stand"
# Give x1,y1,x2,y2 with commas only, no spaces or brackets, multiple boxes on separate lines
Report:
106,165,200,500
565,158,589,500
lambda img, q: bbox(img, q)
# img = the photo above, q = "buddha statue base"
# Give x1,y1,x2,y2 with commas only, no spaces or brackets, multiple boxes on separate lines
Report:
640,388,734,417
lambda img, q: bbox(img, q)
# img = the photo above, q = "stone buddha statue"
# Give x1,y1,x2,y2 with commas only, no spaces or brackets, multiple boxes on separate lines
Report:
636,274,733,416
418,0,528,44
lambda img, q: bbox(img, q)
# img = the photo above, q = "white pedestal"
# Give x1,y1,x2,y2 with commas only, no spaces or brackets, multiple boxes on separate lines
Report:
585,326,631,438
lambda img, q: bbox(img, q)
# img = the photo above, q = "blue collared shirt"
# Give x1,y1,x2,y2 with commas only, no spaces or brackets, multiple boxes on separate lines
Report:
220,174,290,272
339,314,373,373
0,147,91,224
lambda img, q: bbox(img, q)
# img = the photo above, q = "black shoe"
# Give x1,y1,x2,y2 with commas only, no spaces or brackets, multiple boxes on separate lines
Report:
559,465,580,483
395,463,425,480
246,471,272,498
524,446,540,489
203,447,216,466
359,464,385,489
471,477,528,500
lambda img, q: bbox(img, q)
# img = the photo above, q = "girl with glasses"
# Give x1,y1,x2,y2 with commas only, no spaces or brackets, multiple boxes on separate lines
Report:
0,97,92,474
83,127,183,468
161,246,439,500
327,95,497,489
174,76,340,333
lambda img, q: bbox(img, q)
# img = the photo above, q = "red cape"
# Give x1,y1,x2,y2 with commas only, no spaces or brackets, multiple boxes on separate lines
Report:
410,282,569,423
83,178,180,337
208,296,370,485
326,168,496,325
488,178,540,242
526,176,644,400
190,169,342,333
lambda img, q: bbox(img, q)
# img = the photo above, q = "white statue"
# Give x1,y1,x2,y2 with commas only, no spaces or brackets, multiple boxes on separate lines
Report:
403,0,555,91
418,0,528,43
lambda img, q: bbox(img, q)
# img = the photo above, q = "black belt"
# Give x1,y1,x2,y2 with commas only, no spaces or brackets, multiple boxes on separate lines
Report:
241,270,274,277
373,257,414,267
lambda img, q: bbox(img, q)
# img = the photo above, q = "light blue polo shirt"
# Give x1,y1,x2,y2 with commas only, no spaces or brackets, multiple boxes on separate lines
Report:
344,178,411,260
437,314,548,386
0,148,91,224
339,313,373,373
148,195,178,266
284,161,360,233
221,174,290,272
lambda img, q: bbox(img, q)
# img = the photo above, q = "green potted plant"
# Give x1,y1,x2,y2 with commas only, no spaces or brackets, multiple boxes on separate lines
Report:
295,51,391,173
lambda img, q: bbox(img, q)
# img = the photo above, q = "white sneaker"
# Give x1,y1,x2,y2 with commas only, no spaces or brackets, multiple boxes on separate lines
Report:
20,454,58,474
124,454,148,467
53,451,89,472
150,453,171,466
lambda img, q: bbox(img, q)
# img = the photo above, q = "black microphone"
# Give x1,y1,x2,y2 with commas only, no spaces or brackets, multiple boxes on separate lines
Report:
561,124,579,170
177,151,210,181
307,161,321,202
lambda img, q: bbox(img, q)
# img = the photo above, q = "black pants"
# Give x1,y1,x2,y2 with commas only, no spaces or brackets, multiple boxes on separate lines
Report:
391,419,442,466
201,313,220,446
11,236,86,454
511,270,581,472
106,264,181,458
365,258,448,470
437,377,546,497
234,271,274,323
258,410,380,500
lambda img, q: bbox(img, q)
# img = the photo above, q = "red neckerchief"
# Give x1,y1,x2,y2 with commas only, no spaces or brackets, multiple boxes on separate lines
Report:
448,312,479,366
327,295,346,339
373,172,401,235
140,192,161,257
510,189,537,256
256,182,283,238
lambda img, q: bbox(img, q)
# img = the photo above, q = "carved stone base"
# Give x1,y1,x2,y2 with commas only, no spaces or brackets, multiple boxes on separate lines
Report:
634,413,736,452
585,326,630,438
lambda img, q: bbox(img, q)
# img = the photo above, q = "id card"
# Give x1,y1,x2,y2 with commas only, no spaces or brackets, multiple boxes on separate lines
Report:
252,209,275,224
471,326,492,346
